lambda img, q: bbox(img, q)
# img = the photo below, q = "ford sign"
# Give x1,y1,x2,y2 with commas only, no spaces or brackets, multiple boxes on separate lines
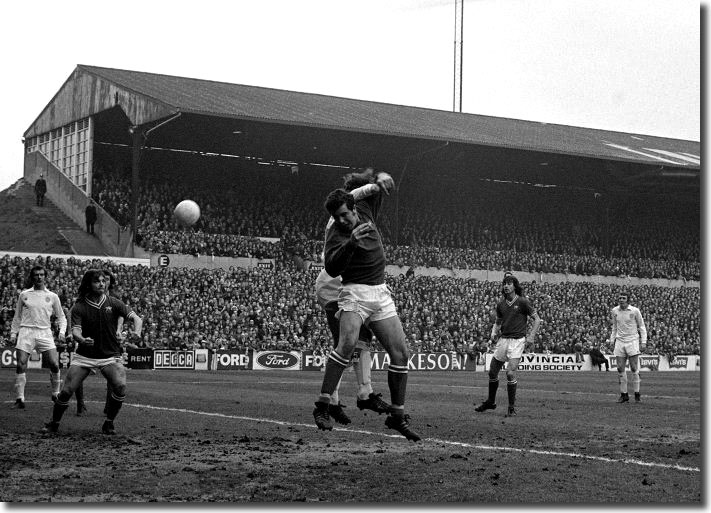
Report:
254,351,300,370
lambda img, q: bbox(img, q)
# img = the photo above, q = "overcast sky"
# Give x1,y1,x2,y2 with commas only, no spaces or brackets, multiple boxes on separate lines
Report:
0,0,700,192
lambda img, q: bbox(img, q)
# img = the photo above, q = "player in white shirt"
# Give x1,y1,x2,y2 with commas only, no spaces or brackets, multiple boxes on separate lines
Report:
9,265,66,409
608,291,647,403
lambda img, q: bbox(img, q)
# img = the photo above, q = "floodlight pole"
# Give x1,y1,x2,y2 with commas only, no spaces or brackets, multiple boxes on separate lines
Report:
453,0,464,113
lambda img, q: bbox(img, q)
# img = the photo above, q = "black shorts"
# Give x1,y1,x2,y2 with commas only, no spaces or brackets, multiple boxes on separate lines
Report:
324,302,373,347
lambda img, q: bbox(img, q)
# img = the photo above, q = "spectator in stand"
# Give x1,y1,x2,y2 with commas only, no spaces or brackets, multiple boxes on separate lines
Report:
0,256,699,360
475,339,489,365
34,173,47,207
573,341,584,363
85,200,98,235
89,158,699,280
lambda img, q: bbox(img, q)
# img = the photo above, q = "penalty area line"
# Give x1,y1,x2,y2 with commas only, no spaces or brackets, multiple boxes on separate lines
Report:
126,403,699,473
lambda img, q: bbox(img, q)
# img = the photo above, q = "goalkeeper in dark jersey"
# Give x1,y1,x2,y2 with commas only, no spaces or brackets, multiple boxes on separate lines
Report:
312,170,420,442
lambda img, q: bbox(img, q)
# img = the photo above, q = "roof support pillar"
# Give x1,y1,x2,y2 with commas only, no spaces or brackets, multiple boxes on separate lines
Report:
129,125,145,255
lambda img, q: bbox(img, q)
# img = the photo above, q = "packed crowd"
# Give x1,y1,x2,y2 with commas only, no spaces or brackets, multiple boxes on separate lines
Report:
0,255,699,362
89,149,700,280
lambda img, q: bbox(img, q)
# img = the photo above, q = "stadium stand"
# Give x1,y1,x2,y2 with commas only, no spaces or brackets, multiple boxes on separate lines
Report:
0,255,699,361
89,148,700,281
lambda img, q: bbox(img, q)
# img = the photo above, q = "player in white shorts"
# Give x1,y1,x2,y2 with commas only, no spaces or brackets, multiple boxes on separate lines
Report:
475,273,541,417
10,265,66,409
314,169,392,424
313,170,421,442
42,269,142,435
609,291,647,403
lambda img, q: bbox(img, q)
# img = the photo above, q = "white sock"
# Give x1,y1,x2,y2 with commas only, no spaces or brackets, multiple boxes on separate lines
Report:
618,371,628,394
631,371,640,393
50,371,61,395
355,350,373,400
15,373,27,401
331,376,341,405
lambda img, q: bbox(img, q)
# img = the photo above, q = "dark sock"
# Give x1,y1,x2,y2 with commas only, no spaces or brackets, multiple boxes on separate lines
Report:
507,380,517,407
488,378,499,404
52,391,72,423
320,351,349,396
104,391,124,421
387,364,408,407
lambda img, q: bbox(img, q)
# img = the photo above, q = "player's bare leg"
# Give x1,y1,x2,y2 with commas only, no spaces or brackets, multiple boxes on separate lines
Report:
42,365,91,433
42,348,61,402
101,362,127,435
75,381,87,416
629,354,641,402
616,356,629,402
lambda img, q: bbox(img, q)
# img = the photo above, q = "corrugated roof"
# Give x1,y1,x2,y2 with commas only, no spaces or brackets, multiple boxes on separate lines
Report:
66,65,699,168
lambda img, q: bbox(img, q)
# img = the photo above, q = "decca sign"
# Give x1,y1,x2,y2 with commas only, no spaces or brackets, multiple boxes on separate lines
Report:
154,350,195,369
253,351,300,370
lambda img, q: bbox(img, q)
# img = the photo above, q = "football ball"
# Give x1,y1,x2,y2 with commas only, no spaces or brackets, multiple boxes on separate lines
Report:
174,200,201,226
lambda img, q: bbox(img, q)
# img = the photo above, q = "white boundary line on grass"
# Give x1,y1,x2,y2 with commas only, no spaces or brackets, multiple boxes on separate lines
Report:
123,379,701,402
126,403,700,474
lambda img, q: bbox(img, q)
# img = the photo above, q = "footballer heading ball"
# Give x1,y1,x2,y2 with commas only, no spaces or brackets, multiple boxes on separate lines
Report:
174,199,201,226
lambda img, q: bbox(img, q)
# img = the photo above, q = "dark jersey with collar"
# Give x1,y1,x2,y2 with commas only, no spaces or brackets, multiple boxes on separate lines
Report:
71,294,133,359
496,295,535,339
324,193,385,285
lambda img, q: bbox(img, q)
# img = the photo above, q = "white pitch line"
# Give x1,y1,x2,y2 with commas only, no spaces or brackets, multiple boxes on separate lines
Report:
121,379,701,401
125,402,700,473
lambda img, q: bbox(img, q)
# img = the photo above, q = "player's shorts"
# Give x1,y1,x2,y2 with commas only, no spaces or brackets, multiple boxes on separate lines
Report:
70,353,123,370
315,269,340,308
324,301,373,348
493,336,526,362
15,327,56,354
613,339,640,358
337,283,397,323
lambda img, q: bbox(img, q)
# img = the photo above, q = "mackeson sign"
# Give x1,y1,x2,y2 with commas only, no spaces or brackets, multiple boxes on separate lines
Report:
371,351,468,371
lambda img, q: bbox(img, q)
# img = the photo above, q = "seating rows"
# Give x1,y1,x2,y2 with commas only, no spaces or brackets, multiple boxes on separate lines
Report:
90,151,700,280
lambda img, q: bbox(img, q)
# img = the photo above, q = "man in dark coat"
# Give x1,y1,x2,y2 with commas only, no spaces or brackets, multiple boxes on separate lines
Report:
589,343,609,371
35,174,47,206
85,200,98,234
